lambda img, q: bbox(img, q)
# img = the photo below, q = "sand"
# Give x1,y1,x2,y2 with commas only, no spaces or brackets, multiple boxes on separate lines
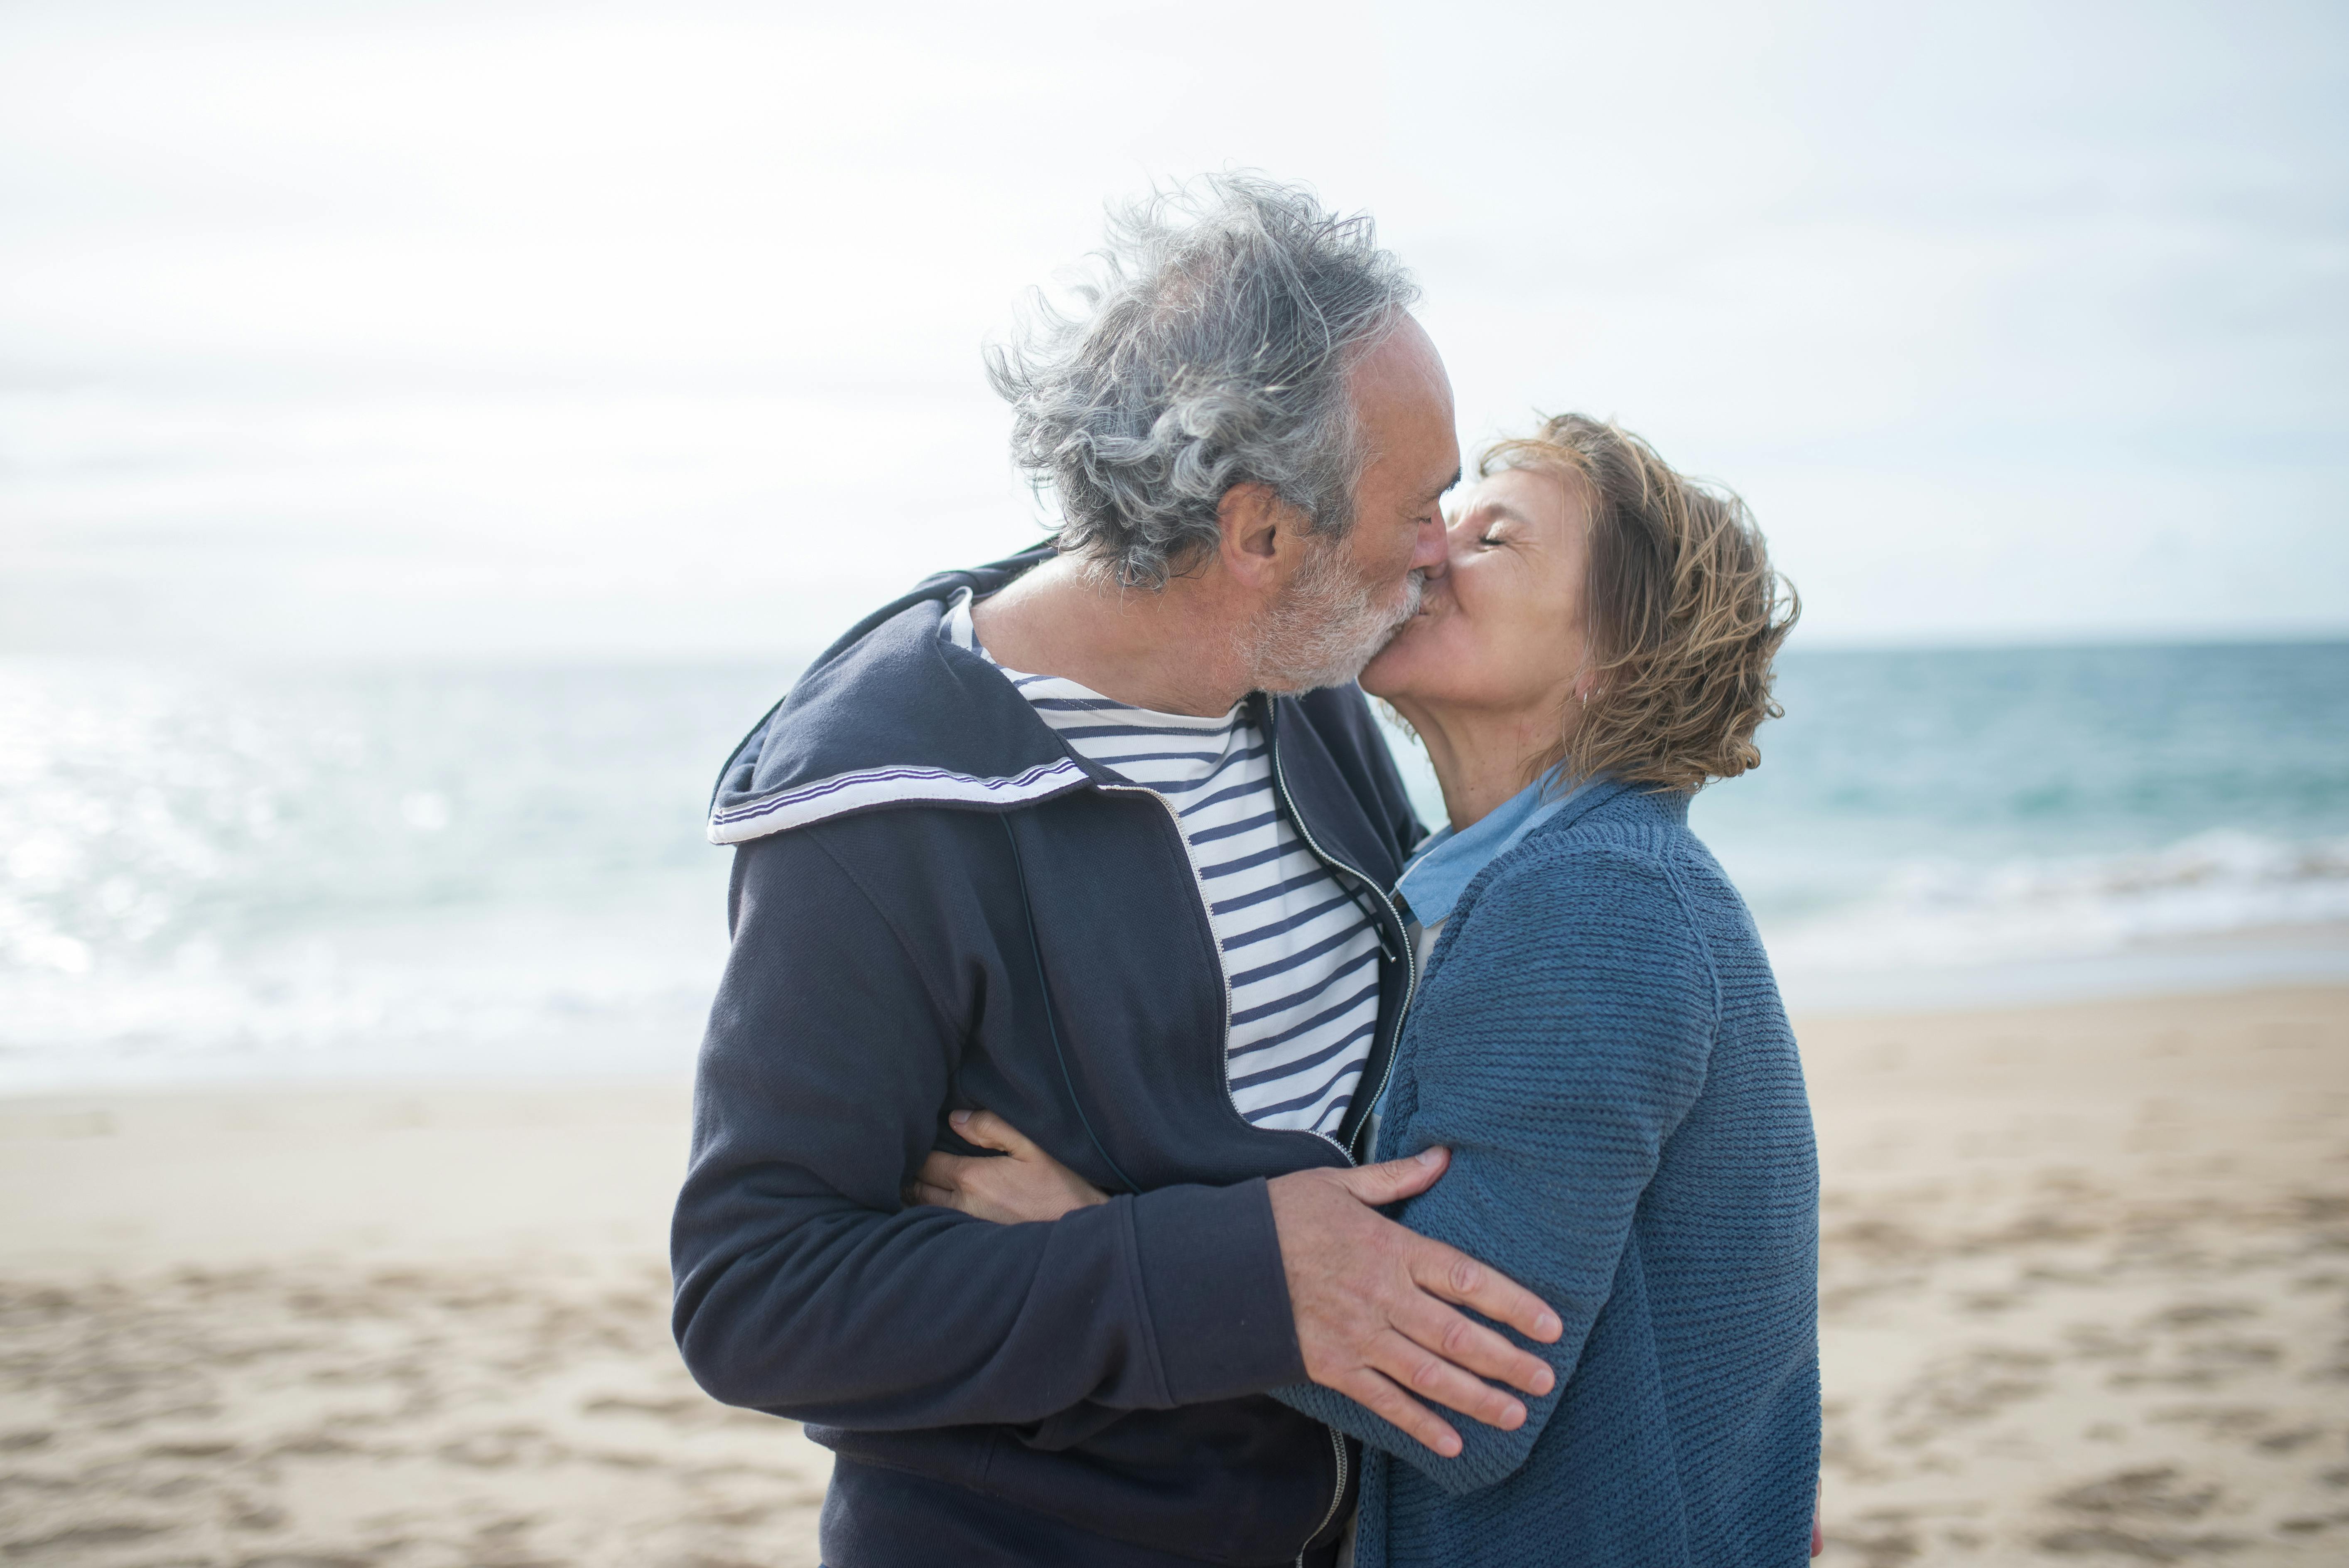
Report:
1801,986,2349,1565
0,985,2343,1566
0,1082,830,1568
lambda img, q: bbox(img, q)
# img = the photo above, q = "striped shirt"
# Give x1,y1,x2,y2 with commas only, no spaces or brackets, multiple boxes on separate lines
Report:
944,591,1380,1139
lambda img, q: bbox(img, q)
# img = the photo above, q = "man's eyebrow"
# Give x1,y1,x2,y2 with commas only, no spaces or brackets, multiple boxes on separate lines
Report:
1422,468,1463,503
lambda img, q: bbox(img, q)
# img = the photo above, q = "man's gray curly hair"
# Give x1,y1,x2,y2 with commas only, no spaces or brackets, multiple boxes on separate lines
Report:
986,174,1421,590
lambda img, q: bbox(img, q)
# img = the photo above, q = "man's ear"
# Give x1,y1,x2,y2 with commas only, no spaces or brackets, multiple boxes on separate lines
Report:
1215,482,1296,591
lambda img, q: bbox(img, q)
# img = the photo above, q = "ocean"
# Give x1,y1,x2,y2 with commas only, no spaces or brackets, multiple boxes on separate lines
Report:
2,642,2345,1091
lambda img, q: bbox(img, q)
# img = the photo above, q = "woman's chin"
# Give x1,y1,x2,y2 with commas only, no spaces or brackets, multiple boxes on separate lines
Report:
1358,630,1424,701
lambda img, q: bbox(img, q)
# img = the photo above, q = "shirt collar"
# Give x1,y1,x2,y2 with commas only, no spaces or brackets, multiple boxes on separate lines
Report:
1395,771,1589,930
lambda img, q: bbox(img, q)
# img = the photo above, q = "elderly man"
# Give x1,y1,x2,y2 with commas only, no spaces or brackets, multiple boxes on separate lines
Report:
670,176,1560,1568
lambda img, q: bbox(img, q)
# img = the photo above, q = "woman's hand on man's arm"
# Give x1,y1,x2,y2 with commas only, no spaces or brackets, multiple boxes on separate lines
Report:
906,1108,1110,1223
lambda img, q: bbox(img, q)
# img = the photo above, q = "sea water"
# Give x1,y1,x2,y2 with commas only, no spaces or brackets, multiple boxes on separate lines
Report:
2,643,2344,1089
1689,643,2349,1006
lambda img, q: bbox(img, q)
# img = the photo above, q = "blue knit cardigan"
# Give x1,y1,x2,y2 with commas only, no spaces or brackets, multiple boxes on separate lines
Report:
1278,780,1819,1566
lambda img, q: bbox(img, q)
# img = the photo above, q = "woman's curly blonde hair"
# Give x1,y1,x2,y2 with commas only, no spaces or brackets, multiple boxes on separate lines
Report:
1485,414,1799,794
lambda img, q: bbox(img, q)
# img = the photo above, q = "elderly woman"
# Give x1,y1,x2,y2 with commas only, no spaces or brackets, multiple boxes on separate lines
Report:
919,414,1817,1566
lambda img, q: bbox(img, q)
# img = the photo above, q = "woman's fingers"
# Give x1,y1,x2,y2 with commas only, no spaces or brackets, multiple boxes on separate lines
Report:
915,1150,972,1190
948,1107,1038,1158
914,1114,1107,1223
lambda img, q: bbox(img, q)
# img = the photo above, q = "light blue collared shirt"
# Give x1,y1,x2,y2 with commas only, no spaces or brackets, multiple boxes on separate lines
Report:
1394,771,1590,935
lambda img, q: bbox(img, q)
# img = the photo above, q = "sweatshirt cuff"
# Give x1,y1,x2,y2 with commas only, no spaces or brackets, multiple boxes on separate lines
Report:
1129,1176,1306,1404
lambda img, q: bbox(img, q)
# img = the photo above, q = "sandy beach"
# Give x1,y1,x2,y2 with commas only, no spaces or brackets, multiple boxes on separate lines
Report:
2,984,2344,1566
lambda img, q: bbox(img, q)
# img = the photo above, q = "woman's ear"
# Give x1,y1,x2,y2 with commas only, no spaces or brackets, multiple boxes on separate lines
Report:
1566,658,1605,719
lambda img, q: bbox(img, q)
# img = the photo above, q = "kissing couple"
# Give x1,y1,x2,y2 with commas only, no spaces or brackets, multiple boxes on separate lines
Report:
672,174,1819,1568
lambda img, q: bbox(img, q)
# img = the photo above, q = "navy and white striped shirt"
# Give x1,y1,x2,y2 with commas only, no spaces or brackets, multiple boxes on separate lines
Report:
945,591,1379,1139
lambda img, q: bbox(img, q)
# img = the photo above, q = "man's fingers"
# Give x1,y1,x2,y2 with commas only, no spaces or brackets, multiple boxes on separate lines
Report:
1268,1162,1565,1455
1332,1365,1463,1459
906,1180,959,1208
1366,1326,1529,1431
1336,1145,1449,1206
948,1107,1037,1158
1404,1234,1564,1344
1389,1291,1556,1399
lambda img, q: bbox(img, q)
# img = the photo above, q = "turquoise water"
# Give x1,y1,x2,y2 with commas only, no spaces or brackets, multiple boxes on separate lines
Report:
1694,642,2349,919
2,643,2345,1087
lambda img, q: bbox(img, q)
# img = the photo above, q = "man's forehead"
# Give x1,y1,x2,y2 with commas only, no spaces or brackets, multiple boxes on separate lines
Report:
1361,429,1456,493
1351,317,1448,401
1350,317,1457,498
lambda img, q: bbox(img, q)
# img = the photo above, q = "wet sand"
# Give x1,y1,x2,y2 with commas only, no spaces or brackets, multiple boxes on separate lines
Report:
1,985,2343,1566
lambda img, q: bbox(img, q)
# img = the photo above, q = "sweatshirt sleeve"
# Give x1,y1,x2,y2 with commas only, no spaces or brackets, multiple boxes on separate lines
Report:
1275,843,1718,1492
670,821,1303,1430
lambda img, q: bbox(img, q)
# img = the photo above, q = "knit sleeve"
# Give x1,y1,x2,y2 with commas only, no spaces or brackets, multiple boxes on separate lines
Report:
1275,841,1718,1494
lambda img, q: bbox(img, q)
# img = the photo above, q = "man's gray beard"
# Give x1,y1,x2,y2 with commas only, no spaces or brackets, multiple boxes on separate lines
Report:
1245,539,1426,695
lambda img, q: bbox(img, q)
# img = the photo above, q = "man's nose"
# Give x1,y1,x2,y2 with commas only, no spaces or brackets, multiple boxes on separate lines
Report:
1426,511,1484,578
1412,513,1449,574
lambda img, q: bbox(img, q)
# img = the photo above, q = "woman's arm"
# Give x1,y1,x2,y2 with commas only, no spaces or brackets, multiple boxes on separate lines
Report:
1276,842,1719,1495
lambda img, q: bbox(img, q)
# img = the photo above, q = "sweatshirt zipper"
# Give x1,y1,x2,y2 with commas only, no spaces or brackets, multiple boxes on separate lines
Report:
1123,764,1357,1566
1264,709,1418,1164
1105,712,1414,1566
1264,706,1414,1565
1298,1428,1347,1568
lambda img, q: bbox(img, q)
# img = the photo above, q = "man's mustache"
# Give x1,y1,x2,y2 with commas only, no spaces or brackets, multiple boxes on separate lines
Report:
1375,570,1428,648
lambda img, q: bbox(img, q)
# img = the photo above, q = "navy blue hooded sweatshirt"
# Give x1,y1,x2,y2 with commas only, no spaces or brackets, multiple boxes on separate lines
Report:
670,547,1426,1568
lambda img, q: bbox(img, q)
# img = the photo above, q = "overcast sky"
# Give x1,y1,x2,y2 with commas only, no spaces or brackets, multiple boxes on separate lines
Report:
2,0,2343,658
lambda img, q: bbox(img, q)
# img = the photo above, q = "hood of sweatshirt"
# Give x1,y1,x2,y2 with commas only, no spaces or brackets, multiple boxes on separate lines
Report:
706,545,1104,845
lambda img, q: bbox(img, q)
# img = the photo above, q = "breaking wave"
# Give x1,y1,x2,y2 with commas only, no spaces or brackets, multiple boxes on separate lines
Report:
1761,829,2349,972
